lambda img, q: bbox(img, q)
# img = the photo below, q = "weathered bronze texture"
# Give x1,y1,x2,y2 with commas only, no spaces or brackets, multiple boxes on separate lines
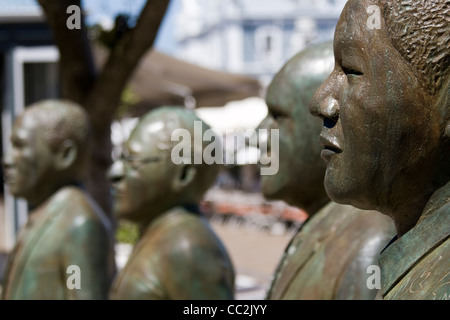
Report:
260,41,396,300
2,100,116,300
108,107,235,300
310,0,450,300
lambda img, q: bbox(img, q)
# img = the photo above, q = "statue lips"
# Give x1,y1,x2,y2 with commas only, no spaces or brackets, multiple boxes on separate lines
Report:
319,134,342,164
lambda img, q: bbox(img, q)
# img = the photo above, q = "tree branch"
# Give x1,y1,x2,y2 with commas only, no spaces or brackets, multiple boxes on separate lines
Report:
37,0,171,214
86,0,171,130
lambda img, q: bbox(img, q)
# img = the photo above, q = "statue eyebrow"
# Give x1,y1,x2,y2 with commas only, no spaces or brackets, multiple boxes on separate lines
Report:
339,45,366,70
334,24,368,65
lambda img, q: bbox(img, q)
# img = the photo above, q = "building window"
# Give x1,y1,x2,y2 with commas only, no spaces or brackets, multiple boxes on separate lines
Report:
254,25,282,64
265,35,272,54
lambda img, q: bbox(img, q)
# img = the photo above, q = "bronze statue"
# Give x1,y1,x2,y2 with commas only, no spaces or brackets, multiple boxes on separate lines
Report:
108,106,235,300
2,100,116,300
310,0,449,300
259,41,396,300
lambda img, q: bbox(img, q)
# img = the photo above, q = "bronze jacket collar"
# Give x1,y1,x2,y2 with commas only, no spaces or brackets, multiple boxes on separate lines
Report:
379,183,450,297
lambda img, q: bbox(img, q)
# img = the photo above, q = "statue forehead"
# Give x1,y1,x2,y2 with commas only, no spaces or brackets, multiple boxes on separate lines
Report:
14,112,42,133
27,100,79,115
342,0,377,18
128,121,169,153
128,109,197,153
11,114,53,152
19,101,84,130
338,0,449,98
266,42,334,112
336,0,373,44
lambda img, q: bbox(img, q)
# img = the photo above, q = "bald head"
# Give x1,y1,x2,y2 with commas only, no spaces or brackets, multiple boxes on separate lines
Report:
4,99,91,206
112,106,220,219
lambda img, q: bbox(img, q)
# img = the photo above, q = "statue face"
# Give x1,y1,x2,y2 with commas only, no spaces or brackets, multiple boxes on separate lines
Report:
259,83,298,201
309,0,442,211
258,43,332,209
3,114,56,201
109,121,173,221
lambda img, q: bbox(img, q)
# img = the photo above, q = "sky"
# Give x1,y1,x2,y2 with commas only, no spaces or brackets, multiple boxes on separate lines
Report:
82,0,180,55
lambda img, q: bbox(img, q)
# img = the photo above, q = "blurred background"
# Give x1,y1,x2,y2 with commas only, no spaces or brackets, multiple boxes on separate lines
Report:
0,0,347,299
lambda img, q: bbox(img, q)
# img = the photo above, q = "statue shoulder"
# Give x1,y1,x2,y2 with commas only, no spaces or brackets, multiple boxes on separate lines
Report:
158,209,215,246
52,186,113,235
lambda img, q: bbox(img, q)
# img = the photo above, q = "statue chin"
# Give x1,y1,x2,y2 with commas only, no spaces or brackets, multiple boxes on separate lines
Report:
324,181,374,212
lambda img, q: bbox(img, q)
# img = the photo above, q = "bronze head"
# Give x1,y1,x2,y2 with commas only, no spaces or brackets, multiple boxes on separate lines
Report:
258,41,334,214
3,99,91,207
310,0,450,235
108,106,220,226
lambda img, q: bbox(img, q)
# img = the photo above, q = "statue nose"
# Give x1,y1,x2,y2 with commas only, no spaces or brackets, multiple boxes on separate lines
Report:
321,97,339,129
322,98,339,122
107,160,125,183
310,81,340,128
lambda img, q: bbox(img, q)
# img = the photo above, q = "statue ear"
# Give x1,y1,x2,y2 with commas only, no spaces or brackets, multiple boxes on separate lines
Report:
54,139,77,171
172,164,196,193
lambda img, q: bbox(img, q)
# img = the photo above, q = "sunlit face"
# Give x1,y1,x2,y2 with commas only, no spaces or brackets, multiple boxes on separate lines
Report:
309,0,442,211
3,114,56,202
108,120,174,222
259,44,333,208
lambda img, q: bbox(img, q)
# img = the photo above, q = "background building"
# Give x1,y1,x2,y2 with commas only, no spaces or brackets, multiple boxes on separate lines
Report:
174,0,347,86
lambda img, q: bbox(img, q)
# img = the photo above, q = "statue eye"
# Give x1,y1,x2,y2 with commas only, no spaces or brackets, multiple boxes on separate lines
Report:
270,108,287,121
342,66,363,76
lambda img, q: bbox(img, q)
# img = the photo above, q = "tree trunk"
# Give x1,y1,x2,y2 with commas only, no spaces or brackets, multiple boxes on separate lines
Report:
37,0,171,216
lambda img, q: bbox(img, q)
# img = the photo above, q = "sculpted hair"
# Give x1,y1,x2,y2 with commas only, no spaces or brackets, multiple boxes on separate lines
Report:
24,99,92,156
381,0,450,97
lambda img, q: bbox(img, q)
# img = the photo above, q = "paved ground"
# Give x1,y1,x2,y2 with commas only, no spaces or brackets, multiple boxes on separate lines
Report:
210,220,294,300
